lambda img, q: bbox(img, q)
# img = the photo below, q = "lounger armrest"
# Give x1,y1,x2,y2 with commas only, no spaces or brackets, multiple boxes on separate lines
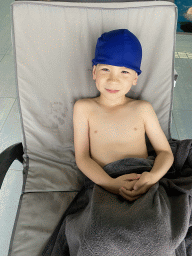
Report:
0,143,24,189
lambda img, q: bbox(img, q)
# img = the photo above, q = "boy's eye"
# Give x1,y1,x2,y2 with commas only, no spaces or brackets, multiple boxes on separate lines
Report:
101,68,129,74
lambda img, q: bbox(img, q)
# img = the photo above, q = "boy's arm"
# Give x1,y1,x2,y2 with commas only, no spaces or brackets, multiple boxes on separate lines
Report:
143,101,174,168
141,101,174,181
149,151,174,183
119,102,174,198
77,156,114,191
73,99,114,192
77,156,141,196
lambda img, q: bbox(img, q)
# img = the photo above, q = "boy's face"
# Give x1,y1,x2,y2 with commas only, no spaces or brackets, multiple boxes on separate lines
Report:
92,64,138,98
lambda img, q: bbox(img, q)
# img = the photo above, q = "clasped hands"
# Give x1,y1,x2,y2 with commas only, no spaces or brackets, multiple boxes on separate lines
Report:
116,172,157,201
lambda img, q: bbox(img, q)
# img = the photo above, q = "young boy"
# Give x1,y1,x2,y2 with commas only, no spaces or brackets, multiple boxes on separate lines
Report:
73,29,174,201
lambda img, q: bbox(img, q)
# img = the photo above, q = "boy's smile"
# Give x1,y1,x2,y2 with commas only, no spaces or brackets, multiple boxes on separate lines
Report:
92,64,138,108
105,89,119,93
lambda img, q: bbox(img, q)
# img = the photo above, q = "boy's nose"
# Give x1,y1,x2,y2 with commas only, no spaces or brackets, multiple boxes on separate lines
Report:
107,74,120,82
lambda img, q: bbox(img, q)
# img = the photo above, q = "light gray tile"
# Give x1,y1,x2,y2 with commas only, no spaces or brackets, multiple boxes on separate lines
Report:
170,114,180,140
172,86,185,111
187,59,192,73
0,98,23,171
6,44,13,55
0,55,17,98
173,109,192,139
0,169,23,256
0,98,15,130
176,34,192,53
0,54,5,61
0,21,12,55
0,13,11,34
0,39,11,56
173,58,192,111
0,0,13,22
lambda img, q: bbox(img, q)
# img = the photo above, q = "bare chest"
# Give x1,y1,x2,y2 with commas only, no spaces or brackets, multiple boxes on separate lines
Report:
89,108,144,143
88,100,147,167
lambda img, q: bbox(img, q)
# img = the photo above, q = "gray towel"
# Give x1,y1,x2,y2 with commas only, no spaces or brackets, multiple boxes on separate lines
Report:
42,139,192,256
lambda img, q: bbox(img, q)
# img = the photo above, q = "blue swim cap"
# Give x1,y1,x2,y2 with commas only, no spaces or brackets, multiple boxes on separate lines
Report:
92,29,142,75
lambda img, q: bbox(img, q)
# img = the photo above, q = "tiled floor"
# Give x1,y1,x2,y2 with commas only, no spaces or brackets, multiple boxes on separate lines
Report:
0,1,192,256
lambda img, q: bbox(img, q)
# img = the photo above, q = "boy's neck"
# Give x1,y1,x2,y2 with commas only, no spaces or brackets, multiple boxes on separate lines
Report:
97,94,131,109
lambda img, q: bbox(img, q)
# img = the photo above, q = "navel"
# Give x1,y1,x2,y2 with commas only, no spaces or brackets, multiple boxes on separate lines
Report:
94,130,98,133
134,127,137,131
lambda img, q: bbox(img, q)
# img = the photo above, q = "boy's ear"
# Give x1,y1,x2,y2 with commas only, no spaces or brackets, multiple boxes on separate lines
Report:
92,65,97,80
133,72,138,86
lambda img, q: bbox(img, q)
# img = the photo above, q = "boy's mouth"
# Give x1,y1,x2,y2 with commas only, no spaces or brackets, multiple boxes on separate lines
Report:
106,89,119,93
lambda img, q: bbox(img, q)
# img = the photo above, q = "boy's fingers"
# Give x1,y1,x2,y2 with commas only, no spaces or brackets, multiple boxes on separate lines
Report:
122,181,135,191
120,185,145,197
133,180,146,190
119,188,142,201
125,173,141,181
133,174,148,190
120,182,154,200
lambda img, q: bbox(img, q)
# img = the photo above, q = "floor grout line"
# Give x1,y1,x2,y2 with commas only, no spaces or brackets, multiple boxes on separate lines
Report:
175,52,192,59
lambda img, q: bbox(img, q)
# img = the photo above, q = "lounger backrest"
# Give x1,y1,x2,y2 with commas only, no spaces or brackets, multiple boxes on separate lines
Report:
11,1,178,192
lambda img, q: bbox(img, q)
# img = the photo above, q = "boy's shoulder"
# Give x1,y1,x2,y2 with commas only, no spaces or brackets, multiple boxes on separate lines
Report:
136,99,154,114
134,99,152,107
73,98,93,116
127,99,152,110
74,98,92,108
136,99,151,106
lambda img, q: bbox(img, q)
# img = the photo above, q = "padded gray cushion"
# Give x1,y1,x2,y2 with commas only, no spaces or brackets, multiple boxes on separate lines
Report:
11,1,177,193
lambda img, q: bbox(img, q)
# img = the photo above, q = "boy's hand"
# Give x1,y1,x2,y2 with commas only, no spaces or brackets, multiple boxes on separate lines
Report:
106,173,141,195
119,172,157,201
